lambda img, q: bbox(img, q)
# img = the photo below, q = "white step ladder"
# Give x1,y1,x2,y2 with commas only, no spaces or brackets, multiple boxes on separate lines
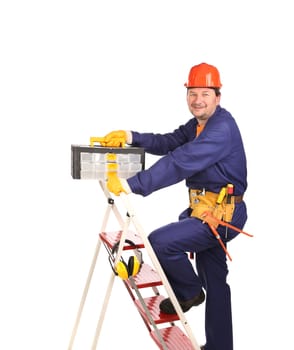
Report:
67,180,202,350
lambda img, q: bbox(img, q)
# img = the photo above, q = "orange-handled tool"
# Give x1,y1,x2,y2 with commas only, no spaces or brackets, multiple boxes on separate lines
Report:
208,222,232,261
202,211,253,238
201,210,253,261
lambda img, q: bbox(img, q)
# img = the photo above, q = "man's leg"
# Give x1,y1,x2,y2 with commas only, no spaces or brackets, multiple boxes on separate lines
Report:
196,246,233,350
148,216,217,301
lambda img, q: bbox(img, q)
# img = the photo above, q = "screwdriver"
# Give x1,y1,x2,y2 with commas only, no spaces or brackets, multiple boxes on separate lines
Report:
226,184,234,204
225,184,234,238
216,187,226,205
213,187,226,225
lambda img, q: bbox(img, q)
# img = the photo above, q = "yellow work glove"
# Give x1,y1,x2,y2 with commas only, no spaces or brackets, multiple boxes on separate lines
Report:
102,130,127,147
107,172,132,196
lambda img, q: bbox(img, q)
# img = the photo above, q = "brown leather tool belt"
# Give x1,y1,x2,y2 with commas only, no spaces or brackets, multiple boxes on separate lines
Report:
231,194,243,203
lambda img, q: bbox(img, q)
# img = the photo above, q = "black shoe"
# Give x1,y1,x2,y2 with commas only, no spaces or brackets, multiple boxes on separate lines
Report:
159,289,205,314
200,347,205,350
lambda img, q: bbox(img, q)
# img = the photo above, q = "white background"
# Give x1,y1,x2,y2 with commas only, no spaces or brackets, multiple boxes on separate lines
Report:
1,1,293,349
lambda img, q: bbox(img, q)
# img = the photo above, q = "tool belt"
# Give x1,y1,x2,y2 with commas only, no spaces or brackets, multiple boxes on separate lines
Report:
189,189,243,227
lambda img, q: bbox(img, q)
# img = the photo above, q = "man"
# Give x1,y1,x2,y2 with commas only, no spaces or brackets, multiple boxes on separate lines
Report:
101,63,248,350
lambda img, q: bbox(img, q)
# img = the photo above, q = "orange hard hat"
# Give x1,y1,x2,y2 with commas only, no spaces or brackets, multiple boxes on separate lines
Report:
184,63,222,88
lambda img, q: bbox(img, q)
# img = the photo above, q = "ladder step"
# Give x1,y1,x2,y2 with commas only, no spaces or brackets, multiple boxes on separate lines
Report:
150,326,196,350
135,295,179,324
128,263,162,288
99,230,144,249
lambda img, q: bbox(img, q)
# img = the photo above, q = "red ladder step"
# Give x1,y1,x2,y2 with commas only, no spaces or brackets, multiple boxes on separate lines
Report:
100,231,163,288
150,326,196,350
135,296,196,349
135,295,179,324
99,230,144,249
128,263,162,288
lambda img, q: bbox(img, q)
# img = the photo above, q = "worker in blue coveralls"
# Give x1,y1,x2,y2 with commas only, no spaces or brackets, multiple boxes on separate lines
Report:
101,62,248,350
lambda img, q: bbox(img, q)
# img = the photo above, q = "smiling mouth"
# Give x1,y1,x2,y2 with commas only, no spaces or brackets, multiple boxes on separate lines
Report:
193,106,205,110
192,103,205,108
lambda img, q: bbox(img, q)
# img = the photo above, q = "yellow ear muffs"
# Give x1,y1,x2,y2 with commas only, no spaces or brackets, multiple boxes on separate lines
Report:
115,260,130,280
127,255,141,276
111,239,143,280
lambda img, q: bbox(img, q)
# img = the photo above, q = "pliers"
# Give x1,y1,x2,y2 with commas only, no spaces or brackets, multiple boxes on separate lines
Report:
201,211,253,261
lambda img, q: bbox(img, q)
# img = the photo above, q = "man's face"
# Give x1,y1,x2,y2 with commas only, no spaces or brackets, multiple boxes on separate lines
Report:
186,87,221,123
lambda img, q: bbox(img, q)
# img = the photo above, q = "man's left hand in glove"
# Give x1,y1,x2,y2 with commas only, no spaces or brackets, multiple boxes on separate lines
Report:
107,172,132,196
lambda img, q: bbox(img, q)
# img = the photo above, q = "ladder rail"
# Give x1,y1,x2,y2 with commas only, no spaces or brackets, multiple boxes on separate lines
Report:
91,211,132,349
99,181,125,230
97,186,172,350
91,271,115,350
67,239,103,350
68,187,126,350
128,277,169,350
121,193,201,350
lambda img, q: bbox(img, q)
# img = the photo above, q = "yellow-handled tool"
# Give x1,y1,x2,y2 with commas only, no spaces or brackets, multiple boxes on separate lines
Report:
216,187,226,205
212,187,227,225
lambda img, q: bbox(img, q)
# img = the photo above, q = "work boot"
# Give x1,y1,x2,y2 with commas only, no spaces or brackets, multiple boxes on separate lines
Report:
159,289,205,314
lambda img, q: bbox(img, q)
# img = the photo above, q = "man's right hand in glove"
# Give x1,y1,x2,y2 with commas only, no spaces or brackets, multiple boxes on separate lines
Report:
101,130,128,147
90,131,132,147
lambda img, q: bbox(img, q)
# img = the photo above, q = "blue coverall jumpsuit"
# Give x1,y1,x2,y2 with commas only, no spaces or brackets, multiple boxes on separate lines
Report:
126,105,247,350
